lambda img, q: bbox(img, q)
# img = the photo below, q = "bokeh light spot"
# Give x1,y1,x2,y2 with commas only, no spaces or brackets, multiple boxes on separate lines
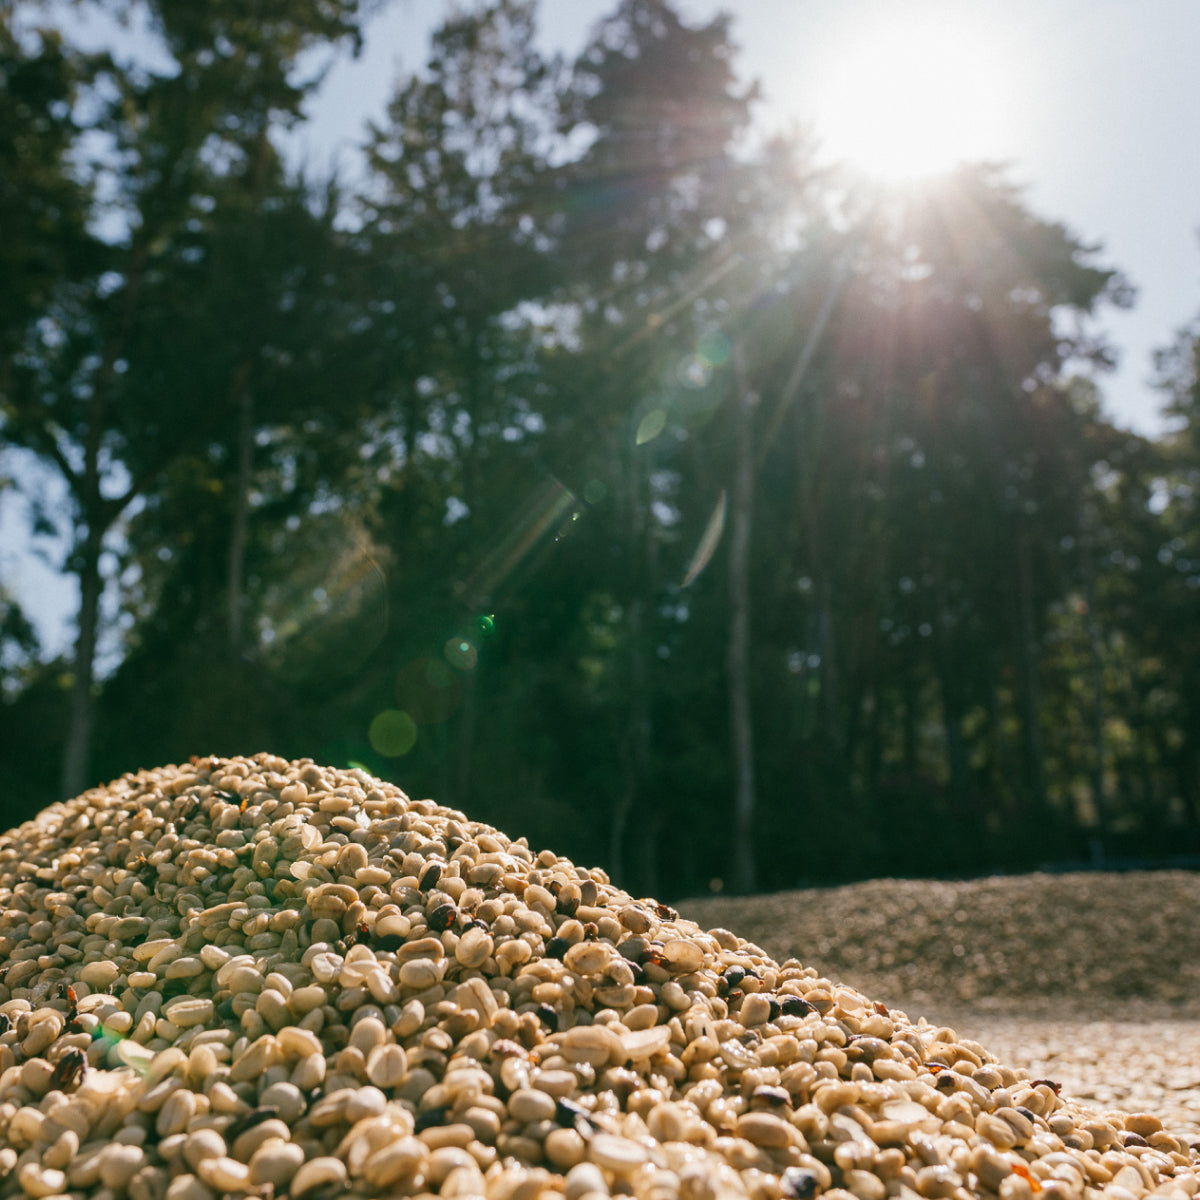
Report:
583,479,607,504
477,613,495,635
444,636,478,670
368,709,418,757
636,408,667,445
676,356,713,389
696,329,731,367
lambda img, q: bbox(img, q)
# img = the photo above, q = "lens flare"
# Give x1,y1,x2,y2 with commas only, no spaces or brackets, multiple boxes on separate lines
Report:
368,709,418,757
682,489,727,587
444,636,478,671
696,329,732,367
636,408,668,445
456,477,579,607
258,524,387,686
676,356,713,388
115,1038,155,1076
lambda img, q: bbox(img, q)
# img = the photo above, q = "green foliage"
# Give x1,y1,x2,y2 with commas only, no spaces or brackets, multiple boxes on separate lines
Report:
0,19,94,348
3,0,1200,889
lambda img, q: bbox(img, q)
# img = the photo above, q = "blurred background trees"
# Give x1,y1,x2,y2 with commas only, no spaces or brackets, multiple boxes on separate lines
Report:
3,0,1200,897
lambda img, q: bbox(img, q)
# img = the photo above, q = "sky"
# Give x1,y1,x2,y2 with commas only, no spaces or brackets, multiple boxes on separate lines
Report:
296,0,1200,439
4,0,1200,662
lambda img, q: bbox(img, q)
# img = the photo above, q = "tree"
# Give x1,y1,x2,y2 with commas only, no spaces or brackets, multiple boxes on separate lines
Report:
743,166,1131,873
541,0,759,890
0,16,94,359
0,0,368,798
342,0,565,809
0,13,95,788
6,0,1197,897
1140,318,1200,825
90,170,380,779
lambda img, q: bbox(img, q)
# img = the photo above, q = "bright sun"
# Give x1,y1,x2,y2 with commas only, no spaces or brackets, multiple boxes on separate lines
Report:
814,13,1008,184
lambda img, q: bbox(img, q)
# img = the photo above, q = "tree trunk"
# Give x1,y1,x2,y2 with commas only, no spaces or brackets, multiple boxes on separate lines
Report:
931,560,970,805
58,240,152,799
815,579,842,755
985,662,1011,816
902,667,919,777
729,344,757,895
1081,531,1108,861
454,670,477,809
1014,526,1046,813
61,517,104,799
612,437,653,889
227,373,254,656
864,684,883,799
60,347,116,800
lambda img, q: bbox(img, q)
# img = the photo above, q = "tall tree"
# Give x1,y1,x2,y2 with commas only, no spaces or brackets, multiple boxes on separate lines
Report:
347,0,564,808
544,0,758,889
0,12,95,757
0,0,367,797
1143,318,1200,822
748,166,1130,869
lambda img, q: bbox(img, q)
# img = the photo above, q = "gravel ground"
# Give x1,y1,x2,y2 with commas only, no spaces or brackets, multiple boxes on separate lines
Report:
679,871,1200,1143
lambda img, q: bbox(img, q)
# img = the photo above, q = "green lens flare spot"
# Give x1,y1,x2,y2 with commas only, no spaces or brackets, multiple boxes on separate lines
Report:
444,637,478,670
636,408,667,445
478,613,495,635
676,356,712,388
697,329,732,366
423,659,454,689
368,709,418,757
583,479,607,504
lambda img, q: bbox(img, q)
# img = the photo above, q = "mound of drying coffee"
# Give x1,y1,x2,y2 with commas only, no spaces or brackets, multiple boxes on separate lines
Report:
0,754,1192,1199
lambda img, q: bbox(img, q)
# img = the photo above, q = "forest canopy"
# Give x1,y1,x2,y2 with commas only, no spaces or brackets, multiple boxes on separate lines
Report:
3,0,1200,899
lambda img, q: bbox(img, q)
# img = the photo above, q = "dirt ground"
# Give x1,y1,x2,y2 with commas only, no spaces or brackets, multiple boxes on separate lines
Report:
678,871,1200,1142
